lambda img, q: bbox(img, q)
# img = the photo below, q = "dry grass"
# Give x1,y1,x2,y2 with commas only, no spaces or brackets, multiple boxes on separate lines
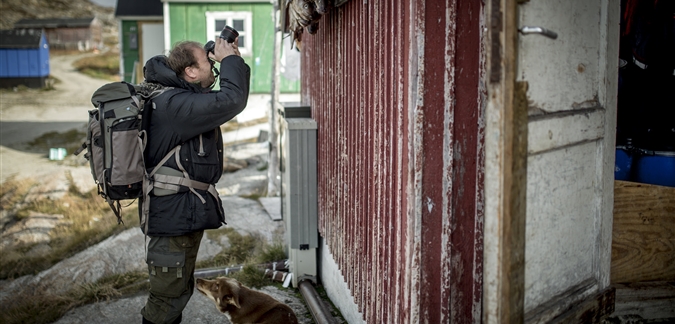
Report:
221,116,269,132
0,174,144,323
0,271,148,324
72,51,120,81
0,176,137,280
0,176,35,211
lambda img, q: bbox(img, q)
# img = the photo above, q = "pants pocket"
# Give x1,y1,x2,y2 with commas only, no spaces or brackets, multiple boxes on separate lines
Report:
147,250,188,298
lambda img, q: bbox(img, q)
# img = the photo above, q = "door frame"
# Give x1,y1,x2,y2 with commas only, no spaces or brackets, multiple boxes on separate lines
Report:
135,20,164,82
483,0,527,322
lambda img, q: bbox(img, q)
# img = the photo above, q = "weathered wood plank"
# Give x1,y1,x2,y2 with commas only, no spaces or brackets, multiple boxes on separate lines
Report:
611,281,675,319
611,181,675,284
556,286,615,324
527,108,605,155
525,282,615,324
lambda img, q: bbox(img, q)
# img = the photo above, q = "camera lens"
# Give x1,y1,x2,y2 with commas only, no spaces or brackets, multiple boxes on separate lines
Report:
219,26,239,43
204,41,215,54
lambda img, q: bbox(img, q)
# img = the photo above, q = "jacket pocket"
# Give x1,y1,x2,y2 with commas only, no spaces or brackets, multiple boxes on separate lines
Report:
191,129,218,160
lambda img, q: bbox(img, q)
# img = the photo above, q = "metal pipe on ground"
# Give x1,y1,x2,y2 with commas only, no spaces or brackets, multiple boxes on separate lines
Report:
193,260,289,279
299,280,336,324
194,265,243,278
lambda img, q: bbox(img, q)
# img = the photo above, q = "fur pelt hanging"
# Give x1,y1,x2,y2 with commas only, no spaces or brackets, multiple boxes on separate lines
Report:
286,0,328,50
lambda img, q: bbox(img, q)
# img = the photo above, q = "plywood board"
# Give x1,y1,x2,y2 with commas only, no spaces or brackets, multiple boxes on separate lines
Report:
611,181,675,284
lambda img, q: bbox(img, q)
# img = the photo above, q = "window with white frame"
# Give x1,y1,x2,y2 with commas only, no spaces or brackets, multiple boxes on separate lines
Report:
206,11,252,56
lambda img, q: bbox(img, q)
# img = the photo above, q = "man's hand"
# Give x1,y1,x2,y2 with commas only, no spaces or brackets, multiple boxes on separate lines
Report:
209,37,241,62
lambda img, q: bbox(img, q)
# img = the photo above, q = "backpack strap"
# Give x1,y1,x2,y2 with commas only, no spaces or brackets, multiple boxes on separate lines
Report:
140,143,225,235
150,145,221,206
124,82,141,109
106,196,123,225
140,144,179,234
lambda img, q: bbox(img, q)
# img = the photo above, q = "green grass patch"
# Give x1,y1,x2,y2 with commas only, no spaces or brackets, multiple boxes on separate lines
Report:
27,129,86,155
199,228,266,269
228,264,274,289
0,76,58,92
198,230,288,289
259,243,287,263
72,52,120,81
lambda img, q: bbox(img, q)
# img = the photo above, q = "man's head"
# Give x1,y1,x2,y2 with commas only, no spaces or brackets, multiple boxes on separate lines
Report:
166,41,215,89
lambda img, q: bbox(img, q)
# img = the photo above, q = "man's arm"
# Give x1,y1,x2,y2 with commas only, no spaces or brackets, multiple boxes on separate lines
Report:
172,56,251,140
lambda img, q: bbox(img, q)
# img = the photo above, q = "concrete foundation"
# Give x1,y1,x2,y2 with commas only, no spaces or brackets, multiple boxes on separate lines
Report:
319,237,365,324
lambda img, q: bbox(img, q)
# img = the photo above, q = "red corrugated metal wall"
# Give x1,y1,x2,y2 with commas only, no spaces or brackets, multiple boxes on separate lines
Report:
300,0,484,322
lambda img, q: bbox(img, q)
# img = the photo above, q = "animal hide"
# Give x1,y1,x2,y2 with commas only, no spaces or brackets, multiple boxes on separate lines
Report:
286,0,328,50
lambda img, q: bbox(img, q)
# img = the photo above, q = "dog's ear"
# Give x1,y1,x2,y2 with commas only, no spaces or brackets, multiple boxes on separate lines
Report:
227,279,242,309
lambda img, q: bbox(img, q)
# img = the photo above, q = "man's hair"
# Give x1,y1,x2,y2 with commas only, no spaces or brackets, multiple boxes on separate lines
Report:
166,41,203,78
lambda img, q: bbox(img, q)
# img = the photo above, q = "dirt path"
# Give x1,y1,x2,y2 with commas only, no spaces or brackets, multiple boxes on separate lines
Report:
0,53,108,185
0,53,107,122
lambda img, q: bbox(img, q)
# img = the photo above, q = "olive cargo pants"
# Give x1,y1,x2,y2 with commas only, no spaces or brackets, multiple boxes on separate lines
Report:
141,231,203,324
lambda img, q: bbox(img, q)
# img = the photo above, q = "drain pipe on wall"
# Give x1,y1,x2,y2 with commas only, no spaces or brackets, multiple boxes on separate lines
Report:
299,279,337,324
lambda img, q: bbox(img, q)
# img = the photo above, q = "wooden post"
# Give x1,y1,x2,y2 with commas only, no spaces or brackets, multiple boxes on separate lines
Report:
268,1,282,197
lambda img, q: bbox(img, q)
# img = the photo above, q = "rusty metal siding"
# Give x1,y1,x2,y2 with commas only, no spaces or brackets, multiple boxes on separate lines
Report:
300,1,483,322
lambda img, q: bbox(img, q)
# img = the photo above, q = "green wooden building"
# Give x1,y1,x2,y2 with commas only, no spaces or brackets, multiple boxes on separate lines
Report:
116,0,299,94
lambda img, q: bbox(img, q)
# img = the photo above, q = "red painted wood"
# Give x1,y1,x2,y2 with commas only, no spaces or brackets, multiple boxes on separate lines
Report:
300,1,483,322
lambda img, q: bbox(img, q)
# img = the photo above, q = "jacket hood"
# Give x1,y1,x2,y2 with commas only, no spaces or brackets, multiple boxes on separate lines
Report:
142,55,201,93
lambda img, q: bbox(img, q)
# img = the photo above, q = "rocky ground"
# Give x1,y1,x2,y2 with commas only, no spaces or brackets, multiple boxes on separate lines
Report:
0,53,335,323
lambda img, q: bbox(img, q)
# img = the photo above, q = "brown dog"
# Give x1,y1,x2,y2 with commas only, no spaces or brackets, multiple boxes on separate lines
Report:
196,277,299,324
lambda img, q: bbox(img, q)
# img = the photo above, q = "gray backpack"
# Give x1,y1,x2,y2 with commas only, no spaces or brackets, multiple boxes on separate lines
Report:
77,82,167,224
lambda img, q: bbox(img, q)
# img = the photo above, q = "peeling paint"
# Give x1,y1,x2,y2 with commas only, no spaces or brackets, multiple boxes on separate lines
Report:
426,196,435,213
572,96,600,110
300,0,484,323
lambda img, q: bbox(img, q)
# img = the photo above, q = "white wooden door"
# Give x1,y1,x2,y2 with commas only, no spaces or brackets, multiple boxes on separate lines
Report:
484,0,620,322
521,0,619,321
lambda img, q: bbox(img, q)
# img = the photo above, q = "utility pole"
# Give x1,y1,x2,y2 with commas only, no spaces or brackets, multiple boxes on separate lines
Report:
267,0,282,197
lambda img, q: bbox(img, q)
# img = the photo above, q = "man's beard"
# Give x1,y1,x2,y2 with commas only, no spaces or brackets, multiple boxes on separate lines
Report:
197,72,216,92
203,73,216,88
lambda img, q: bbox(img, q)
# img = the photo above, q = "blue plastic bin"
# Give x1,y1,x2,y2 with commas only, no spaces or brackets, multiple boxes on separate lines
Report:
614,146,633,181
634,150,675,187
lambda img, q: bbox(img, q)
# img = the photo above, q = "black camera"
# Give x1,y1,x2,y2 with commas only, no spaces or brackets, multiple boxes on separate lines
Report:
204,25,239,55
219,25,239,43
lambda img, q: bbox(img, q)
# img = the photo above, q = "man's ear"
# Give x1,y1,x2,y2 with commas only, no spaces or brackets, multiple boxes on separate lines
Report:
183,66,197,80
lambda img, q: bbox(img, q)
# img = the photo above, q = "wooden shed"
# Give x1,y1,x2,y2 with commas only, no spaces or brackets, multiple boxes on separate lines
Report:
115,0,164,83
292,0,674,323
0,29,50,89
13,17,102,51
